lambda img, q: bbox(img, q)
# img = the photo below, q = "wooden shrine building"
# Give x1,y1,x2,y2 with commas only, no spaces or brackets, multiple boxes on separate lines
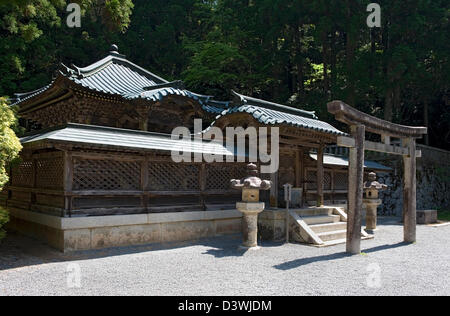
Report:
1,45,391,251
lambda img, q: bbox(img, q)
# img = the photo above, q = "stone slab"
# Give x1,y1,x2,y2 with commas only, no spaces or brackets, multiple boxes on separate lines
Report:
417,210,437,224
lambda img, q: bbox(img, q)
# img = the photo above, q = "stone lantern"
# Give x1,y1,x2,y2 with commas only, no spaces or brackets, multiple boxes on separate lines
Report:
363,172,388,234
231,163,271,249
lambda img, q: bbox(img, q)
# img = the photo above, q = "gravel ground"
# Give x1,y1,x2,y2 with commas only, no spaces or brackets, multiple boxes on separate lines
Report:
0,217,449,296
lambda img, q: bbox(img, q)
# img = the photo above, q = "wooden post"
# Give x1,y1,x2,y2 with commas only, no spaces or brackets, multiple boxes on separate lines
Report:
270,171,278,208
300,150,305,207
138,106,149,132
331,170,335,204
63,151,73,217
284,184,292,243
141,157,149,212
295,149,301,188
403,138,417,243
316,145,324,207
199,163,206,211
347,125,365,254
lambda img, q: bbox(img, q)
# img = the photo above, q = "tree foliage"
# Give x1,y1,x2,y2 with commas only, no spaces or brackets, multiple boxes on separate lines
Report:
0,0,448,149
0,98,22,189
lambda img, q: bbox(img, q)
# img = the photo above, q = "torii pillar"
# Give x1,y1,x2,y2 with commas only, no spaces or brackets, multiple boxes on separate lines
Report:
328,101,427,254
347,125,365,254
403,138,417,243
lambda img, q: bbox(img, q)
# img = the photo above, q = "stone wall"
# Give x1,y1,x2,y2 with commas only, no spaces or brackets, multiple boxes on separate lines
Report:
367,145,450,216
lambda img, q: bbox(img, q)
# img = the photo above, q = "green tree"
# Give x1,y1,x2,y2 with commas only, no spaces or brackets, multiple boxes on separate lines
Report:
0,97,21,241
0,0,135,96
0,0,448,150
0,98,21,188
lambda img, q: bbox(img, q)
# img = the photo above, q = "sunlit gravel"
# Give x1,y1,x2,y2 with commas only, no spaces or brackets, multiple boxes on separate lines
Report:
0,217,449,296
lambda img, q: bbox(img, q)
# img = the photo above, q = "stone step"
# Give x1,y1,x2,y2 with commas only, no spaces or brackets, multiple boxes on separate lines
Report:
294,208,332,217
316,238,347,247
316,235,374,247
317,229,347,242
310,222,347,234
301,214,341,225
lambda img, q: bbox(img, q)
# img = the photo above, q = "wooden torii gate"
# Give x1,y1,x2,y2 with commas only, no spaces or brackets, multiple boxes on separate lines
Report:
327,101,427,254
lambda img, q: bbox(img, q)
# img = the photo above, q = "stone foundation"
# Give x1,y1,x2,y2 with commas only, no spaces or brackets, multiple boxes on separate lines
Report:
258,209,287,242
7,208,242,252
416,210,438,224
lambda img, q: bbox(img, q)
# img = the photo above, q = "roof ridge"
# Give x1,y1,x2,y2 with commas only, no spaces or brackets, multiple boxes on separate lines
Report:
231,90,318,119
68,53,169,84
62,123,220,142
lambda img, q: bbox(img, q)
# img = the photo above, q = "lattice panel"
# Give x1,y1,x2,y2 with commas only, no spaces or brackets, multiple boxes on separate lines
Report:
279,167,296,188
334,172,348,190
36,158,64,189
280,155,295,167
148,163,199,191
11,160,34,187
306,170,317,190
73,158,140,191
206,164,247,190
324,172,332,190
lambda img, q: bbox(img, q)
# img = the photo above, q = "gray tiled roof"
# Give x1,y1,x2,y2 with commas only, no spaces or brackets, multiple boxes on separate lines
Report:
213,92,345,136
12,47,344,138
13,50,213,108
21,123,235,156
11,83,53,106
309,153,392,171
66,53,214,105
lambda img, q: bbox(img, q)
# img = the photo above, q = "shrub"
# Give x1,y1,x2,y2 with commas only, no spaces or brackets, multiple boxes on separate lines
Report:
0,207,9,241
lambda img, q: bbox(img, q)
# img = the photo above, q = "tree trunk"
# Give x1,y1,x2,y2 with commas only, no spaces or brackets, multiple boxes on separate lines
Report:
322,31,330,96
384,84,394,122
345,1,356,107
330,31,337,97
424,99,430,145
297,27,304,95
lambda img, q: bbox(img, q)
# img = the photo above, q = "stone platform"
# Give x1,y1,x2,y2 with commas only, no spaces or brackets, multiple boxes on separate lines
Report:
7,208,243,252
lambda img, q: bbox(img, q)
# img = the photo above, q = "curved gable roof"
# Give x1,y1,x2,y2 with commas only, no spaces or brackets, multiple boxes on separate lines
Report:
211,91,345,136
13,46,212,107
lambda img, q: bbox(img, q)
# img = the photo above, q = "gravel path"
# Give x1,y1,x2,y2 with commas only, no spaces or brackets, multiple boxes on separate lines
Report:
0,217,449,296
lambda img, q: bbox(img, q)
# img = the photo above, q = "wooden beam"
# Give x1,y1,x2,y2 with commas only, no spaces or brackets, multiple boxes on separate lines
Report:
366,140,409,156
337,136,356,148
270,171,278,208
316,145,324,207
403,138,417,243
337,136,422,157
295,150,301,187
279,137,321,148
347,125,365,255
328,101,428,138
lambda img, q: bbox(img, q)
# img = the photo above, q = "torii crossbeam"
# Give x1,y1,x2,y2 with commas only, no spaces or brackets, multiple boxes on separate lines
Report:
328,101,427,254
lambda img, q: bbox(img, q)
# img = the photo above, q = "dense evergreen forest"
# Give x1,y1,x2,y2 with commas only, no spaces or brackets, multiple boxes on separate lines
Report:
0,0,448,149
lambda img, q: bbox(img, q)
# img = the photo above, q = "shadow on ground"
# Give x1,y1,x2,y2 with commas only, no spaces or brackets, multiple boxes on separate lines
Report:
0,217,406,271
0,232,255,271
202,240,286,258
273,241,412,270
